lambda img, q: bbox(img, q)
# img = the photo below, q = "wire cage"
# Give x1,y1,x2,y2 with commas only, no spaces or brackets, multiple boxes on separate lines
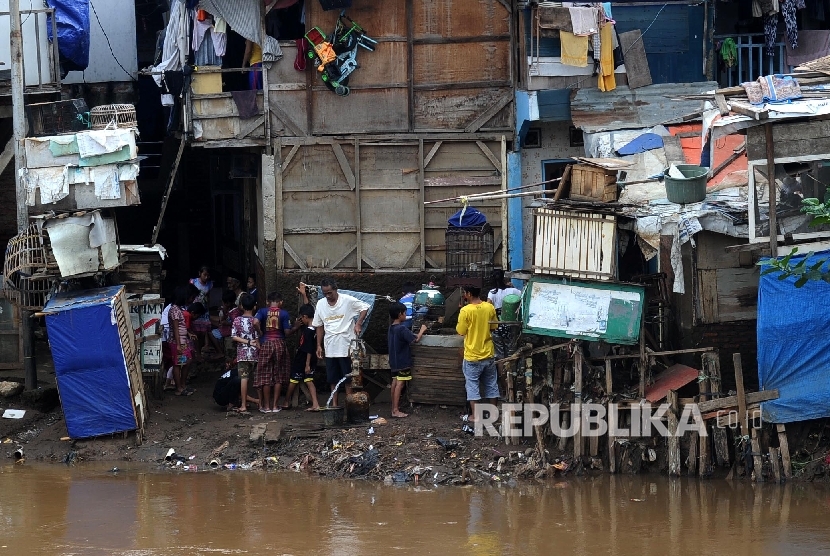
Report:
3,224,60,310
90,104,138,130
445,224,494,289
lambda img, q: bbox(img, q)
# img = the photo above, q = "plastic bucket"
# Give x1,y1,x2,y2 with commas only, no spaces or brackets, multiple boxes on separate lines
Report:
664,165,709,204
501,293,522,322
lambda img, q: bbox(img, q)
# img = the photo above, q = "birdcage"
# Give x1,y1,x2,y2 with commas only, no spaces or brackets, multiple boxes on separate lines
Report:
445,224,494,289
90,104,138,130
3,224,59,310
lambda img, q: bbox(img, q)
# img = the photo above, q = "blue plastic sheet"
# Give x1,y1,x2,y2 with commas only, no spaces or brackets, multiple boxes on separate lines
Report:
448,206,487,227
46,0,91,73
44,286,137,439
758,250,830,423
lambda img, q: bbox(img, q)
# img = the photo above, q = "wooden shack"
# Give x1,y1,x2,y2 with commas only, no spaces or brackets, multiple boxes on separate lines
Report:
186,0,515,289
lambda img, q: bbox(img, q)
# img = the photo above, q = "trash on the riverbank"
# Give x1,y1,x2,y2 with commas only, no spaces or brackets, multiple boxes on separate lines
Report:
110,467,119,473
368,427,375,435
436,438,459,450
2,438,11,443
392,471,409,483
209,458,221,468
224,463,238,470
371,417,387,425
349,448,379,475
165,448,176,461
60,437,70,441
369,415,379,420
184,465,198,471
13,448,23,460
2,409,25,419
188,455,196,460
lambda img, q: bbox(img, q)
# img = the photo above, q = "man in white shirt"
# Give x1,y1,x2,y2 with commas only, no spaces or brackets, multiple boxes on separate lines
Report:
312,277,370,407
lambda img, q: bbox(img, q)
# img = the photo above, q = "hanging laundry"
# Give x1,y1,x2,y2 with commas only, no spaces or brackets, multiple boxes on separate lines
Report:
192,9,212,52
568,6,598,35
591,32,601,61
763,12,778,56
213,17,228,57
195,30,223,66
560,31,589,67
598,23,616,92
781,0,799,49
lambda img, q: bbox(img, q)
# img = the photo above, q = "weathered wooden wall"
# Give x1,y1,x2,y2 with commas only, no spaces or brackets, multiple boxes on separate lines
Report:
746,119,830,163
694,232,758,324
191,0,513,140
273,136,505,271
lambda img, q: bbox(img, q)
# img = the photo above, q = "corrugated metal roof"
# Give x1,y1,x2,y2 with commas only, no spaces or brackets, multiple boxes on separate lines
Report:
571,82,719,133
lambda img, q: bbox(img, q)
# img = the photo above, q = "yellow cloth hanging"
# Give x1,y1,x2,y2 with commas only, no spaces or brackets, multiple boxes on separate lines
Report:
598,23,616,92
560,31,589,67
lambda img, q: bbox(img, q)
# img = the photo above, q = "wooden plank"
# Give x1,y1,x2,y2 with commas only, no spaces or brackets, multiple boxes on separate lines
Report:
355,139,361,271
332,143,356,190
734,353,748,438
697,269,718,324
696,389,779,414
464,92,513,133
283,240,308,270
608,361,617,473
703,351,729,468
0,137,13,177
751,427,764,482
769,446,782,483
423,141,442,169
668,390,681,476
406,0,414,131
618,30,652,89
777,424,792,479
765,123,778,256
573,348,584,460
419,139,426,270
476,141,501,171
236,115,265,139
269,105,304,137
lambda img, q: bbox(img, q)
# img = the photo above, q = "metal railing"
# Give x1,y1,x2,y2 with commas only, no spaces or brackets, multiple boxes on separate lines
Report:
0,7,61,92
714,33,789,88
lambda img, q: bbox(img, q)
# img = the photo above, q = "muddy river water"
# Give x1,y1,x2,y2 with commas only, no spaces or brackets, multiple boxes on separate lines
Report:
2,464,830,556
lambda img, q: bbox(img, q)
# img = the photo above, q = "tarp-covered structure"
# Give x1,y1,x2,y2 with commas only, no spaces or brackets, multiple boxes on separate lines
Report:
758,250,830,423
46,0,91,74
43,286,146,440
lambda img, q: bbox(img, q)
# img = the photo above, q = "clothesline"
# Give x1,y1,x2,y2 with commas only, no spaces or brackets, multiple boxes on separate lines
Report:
424,178,562,205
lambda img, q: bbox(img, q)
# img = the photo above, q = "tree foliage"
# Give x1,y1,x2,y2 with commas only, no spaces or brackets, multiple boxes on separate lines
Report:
756,192,830,287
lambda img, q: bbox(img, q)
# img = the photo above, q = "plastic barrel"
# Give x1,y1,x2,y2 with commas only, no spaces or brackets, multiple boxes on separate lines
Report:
501,294,522,322
664,165,709,204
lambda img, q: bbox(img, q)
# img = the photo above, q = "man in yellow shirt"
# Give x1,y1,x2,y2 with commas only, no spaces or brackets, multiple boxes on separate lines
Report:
456,284,499,423
243,40,263,90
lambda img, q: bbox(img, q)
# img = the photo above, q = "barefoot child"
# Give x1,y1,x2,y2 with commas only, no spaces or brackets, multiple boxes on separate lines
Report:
286,304,321,411
231,293,259,413
387,301,427,418
168,286,196,397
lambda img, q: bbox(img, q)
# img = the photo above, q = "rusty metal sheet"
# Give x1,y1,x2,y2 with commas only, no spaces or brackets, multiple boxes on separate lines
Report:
644,363,700,403
570,82,718,134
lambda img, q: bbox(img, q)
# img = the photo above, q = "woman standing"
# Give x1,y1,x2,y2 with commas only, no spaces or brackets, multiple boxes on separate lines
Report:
189,266,214,360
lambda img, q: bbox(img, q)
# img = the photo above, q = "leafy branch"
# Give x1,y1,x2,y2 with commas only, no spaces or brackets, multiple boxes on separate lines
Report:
756,191,830,287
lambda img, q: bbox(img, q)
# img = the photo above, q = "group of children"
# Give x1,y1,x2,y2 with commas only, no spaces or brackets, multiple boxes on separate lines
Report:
160,267,320,413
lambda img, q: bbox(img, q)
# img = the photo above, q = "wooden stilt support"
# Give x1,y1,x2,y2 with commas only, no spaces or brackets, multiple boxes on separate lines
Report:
751,427,764,482
573,347,584,461
777,424,792,479
606,359,616,473
706,352,730,467
688,430,699,477
734,353,752,480
668,390,681,476
769,446,782,483
699,354,712,477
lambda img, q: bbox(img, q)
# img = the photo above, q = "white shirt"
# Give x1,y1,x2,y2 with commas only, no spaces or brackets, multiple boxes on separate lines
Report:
161,304,171,342
312,293,370,358
487,287,522,310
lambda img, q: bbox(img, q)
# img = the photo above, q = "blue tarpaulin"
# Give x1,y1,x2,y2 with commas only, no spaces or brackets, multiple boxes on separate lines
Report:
758,250,830,423
47,0,91,73
44,286,137,439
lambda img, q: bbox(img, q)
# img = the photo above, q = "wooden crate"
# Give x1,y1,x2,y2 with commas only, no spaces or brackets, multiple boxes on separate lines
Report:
532,208,617,280
570,164,617,202
410,341,466,406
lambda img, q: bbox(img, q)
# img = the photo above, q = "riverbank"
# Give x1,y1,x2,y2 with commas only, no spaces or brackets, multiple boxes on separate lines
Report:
2,343,830,484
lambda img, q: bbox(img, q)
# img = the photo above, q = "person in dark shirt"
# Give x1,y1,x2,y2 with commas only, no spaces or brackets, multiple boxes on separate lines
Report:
388,301,427,418
285,304,322,411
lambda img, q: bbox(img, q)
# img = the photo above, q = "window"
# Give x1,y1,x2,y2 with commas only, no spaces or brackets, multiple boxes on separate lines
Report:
541,159,576,196
523,128,541,149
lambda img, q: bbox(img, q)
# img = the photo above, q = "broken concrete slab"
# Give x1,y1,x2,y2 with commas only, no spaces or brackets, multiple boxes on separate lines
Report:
264,423,282,444
249,423,267,444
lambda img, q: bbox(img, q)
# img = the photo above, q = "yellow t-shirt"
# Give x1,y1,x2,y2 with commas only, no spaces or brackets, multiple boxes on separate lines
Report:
250,43,262,66
456,302,497,361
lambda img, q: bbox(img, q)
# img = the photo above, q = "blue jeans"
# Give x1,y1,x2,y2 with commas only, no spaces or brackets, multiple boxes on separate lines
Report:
462,358,499,401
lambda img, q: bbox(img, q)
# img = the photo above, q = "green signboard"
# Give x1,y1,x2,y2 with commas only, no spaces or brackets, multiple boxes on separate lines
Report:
521,277,645,345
